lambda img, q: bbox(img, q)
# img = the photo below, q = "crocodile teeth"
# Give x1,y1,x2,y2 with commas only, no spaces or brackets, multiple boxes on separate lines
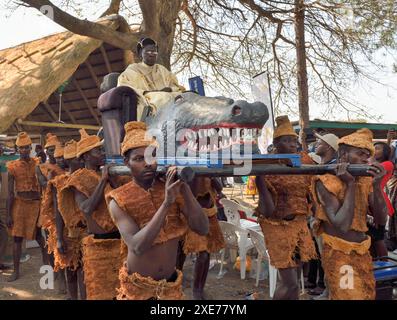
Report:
243,128,252,138
191,131,197,140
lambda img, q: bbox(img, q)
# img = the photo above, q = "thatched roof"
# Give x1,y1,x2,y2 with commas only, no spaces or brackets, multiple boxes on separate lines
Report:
0,15,132,137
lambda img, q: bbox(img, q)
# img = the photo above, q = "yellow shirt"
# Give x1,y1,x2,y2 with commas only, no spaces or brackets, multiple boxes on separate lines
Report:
117,62,185,119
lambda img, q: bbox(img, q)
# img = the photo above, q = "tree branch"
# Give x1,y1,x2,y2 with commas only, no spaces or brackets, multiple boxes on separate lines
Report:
238,0,289,24
212,0,247,21
20,0,140,50
100,0,122,17
181,0,198,65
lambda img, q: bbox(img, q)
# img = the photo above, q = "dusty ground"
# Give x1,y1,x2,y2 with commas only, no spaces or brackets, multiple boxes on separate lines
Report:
0,248,66,300
0,247,263,300
0,247,312,300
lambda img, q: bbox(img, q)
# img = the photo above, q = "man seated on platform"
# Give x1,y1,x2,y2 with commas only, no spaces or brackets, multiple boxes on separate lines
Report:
117,37,185,120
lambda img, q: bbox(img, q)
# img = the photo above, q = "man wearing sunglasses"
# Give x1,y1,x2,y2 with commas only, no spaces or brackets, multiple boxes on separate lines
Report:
117,37,185,121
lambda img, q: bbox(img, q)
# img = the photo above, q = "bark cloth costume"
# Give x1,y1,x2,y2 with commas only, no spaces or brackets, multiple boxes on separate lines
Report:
43,141,86,272
60,130,123,300
256,116,317,269
6,132,40,240
37,133,65,228
106,121,187,300
312,129,376,300
183,177,225,255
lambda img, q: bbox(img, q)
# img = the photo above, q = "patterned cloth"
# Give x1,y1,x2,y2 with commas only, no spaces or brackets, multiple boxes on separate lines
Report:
245,176,258,196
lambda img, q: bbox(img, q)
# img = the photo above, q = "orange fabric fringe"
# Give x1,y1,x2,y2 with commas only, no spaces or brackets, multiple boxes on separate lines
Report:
321,233,375,300
82,235,123,300
9,198,40,240
183,210,225,254
117,264,184,300
258,215,317,269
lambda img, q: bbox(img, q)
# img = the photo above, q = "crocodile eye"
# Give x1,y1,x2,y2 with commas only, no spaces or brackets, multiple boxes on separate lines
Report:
175,95,184,103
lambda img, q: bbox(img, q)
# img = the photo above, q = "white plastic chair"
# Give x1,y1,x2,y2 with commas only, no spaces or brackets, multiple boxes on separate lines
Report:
217,221,255,280
231,198,256,219
248,228,305,298
220,198,262,232
247,228,278,298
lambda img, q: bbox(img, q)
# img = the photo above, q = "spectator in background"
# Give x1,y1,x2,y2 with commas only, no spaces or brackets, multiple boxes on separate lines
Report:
245,176,258,201
306,133,338,297
387,129,396,164
314,133,339,164
367,141,394,259
386,171,397,252
35,144,46,164
309,128,329,153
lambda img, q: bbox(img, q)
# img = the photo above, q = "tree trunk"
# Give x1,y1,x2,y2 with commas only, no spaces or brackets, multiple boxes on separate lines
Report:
139,0,183,69
294,0,309,151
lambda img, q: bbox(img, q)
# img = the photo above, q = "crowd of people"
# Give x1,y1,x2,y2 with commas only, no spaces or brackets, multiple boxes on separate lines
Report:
243,127,397,299
0,36,396,301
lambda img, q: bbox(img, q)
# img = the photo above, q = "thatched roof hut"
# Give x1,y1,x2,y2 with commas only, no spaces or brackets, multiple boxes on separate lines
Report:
0,15,132,140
